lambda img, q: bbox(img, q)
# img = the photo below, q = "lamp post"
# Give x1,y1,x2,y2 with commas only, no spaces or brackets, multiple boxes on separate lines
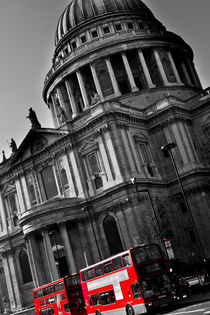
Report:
130,178,172,270
161,142,206,263
82,206,102,261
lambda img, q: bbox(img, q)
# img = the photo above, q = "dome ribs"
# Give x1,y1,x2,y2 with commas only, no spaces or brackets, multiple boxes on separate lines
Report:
54,0,155,44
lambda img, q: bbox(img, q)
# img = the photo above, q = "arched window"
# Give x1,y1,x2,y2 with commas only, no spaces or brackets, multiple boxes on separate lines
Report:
103,215,123,255
19,250,32,284
61,168,69,190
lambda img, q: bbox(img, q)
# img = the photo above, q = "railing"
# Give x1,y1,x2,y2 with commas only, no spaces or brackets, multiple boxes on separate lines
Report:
44,29,162,84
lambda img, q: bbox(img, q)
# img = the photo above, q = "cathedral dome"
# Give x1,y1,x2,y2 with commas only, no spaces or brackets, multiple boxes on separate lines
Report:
55,0,155,45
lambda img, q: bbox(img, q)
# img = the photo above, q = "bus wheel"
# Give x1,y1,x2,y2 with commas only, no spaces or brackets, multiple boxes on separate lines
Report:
96,310,101,315
126,304,134,315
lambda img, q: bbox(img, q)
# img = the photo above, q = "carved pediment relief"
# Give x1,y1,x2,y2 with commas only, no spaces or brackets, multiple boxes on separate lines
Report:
133,131,148,142
79,139,98,155
31,136,48,154
2,182,16,195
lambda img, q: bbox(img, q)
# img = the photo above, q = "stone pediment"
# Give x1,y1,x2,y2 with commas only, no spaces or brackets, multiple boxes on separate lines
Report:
9,128,68,166
2,182,16,195
79,139,98,155
133,131,148,142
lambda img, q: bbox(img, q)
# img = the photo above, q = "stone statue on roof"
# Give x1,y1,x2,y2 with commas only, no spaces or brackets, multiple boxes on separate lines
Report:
27,107,41,129
10,138,17,153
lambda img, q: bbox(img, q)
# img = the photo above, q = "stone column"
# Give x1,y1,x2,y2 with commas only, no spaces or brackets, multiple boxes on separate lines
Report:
59,222,77,274
186,58,201,87
0,194,7,232
51,93,60,127
109,122,130,180
1,249,22,311
20,174,31,210
138,49,155,88
167,51,183,85
105,58,121,96
76,71,89,110
41,229,59,281
153,49,170,86
121,52,139,92
171,123,189,167
48,98,57,128
1,251,17,311
180,62,192,86
25,233,44,287
90,63,104,100
65,79,78,118
15,177,25,214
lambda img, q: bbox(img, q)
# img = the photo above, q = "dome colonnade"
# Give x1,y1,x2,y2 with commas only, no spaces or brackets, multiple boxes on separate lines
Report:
43,0,201,127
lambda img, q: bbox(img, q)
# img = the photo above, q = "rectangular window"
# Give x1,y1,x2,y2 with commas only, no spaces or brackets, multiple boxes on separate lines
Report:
41,166,58,199
122,254,131,267
7,194,18,213
103,261,113,274
80,35,87,43
95,264,103,277
112,256,123,271
115,24,122,31
127,22,134,29
103,26,110,34
81,271,87,282
100,292,110,305
87,268,95,280
88,152,101,175
131,283,141,299
92,294,100,305
91,30,98,38
109,290,116,304
71,41,77,49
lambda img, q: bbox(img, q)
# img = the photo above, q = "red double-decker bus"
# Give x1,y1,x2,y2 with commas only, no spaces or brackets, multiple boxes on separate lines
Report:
80,244,175,315
33,274,87,315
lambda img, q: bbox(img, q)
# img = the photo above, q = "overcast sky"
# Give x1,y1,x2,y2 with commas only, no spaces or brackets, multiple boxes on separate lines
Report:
0,0,210,158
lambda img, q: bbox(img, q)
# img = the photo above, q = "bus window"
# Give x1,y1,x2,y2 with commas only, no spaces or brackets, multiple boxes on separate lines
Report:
58,281,64,290
92,294,100,305
109,290,116,304
38,290,43,298
48,286,53,294
132,247,148,263
112,256,122,271
89,296,93,306
81,270,87,282
95,264,103,277
87,268,95,280
131,283,141,299
100,292,110,305
122,254,131,267
59,293,66,300
103,261,112,274
64,303,71,313
147,245,161,260
43,288,48,296
53,283,58,292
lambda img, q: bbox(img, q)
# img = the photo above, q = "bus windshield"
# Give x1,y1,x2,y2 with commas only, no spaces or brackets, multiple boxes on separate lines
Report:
33,275,86,315
131,245,172,300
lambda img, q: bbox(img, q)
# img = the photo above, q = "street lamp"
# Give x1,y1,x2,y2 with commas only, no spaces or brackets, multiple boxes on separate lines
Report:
130,178,172,269
82,206,102,261
161,142,206,263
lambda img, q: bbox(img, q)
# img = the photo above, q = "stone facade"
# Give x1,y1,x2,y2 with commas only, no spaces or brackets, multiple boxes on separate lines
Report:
0,0,210,314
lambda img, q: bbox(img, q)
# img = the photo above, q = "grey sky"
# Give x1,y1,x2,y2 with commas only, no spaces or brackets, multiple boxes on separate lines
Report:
0,0,209,158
